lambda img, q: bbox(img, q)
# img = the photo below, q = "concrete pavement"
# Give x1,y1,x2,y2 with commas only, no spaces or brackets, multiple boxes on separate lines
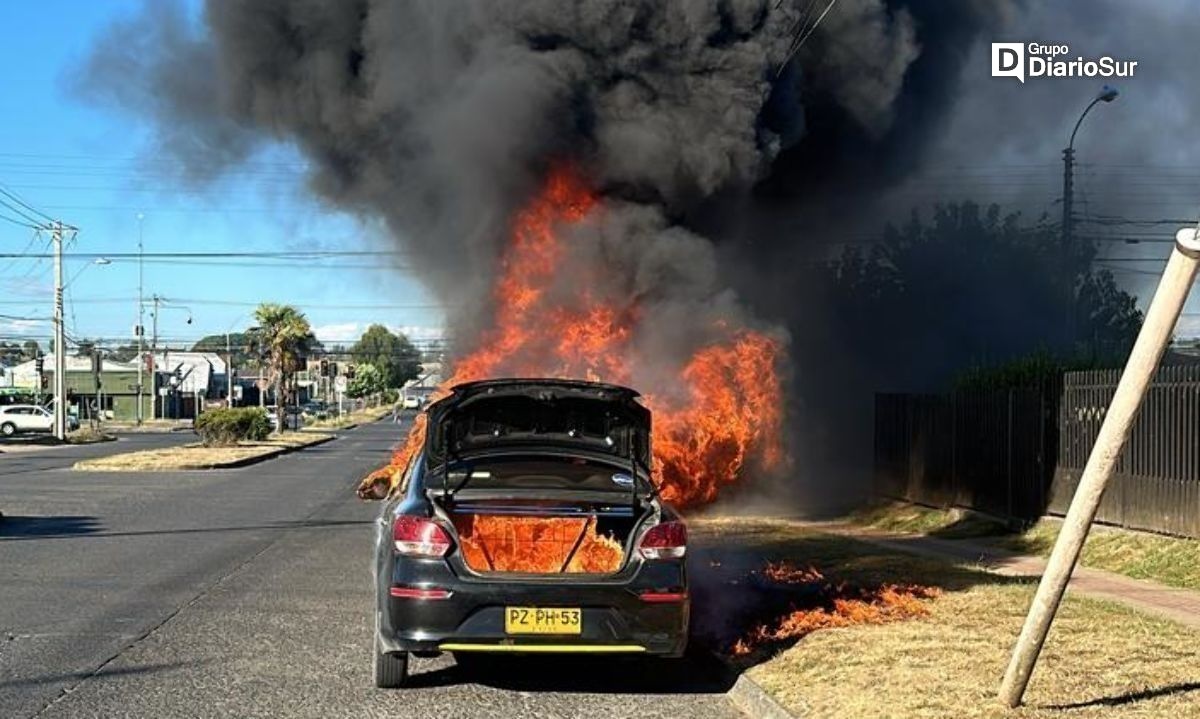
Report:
0,421,740,719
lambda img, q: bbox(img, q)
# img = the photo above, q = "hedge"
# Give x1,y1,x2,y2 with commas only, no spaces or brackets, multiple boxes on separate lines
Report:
194,407,271,446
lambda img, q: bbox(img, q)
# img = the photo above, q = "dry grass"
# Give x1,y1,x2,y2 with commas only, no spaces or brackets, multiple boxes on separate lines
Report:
66,427,117,444
848,502,1200,591
691,518,1200,719
73,432,333,471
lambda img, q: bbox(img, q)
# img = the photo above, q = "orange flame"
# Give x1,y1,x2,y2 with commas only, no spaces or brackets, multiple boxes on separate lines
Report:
452,514,624,574
359,166,787,508
730,563,941,656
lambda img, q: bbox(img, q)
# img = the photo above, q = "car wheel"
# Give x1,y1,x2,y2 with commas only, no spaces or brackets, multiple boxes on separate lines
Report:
0,423,15,437
374,634,409,689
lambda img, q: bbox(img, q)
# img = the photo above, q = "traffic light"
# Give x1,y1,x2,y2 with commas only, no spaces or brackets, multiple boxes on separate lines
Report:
329,361,338,377
34,354,44,374
347,363,356,379
320,359,329,377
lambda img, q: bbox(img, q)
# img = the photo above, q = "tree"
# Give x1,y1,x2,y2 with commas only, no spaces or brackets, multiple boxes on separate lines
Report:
190,332,289,369
350,324,422,389
21,340,40,361
0,342,24,365
251,303,315,431
825,202,1142,390
346,363,386,399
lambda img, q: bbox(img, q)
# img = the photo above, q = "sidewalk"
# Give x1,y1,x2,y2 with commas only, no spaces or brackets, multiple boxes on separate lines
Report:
812,522,1200,630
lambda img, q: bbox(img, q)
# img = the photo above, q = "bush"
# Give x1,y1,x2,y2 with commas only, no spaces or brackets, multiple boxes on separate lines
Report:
194,407,271,446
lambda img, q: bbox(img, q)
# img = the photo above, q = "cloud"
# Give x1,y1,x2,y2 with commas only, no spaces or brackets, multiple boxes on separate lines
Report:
311,322,445,344
311,322,362,343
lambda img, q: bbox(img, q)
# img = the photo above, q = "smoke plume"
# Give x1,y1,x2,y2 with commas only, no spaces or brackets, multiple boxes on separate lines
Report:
77,0,1028,510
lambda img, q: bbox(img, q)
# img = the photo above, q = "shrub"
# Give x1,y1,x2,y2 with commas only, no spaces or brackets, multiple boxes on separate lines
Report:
194,407,271,446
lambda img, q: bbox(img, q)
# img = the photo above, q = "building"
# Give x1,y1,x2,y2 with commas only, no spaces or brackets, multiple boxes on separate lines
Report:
8,354,148,421
148,351,228,419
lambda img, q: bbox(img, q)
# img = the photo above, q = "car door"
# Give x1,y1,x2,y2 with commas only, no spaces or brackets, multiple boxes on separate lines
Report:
32,407,53,431
6,407,37,431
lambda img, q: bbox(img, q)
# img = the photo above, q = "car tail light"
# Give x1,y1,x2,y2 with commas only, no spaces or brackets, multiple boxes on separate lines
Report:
637,520,687,560
389,586,452,600
392,515,451,557
638,591,688,603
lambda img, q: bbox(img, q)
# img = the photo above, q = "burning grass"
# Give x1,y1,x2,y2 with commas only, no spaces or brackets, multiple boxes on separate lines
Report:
690,518,1200,719
729,562,940,657
452,514,624,574
358,167,787,507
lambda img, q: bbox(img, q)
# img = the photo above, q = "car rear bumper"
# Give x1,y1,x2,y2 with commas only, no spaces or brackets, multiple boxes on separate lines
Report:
378,557,689,657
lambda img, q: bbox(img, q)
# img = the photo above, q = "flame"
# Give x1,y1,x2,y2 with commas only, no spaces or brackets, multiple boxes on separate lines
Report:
359,166,787,508
452,514,624,574
730,563,941,656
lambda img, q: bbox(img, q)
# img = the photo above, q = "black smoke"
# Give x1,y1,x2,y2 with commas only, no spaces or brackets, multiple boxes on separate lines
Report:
75,0,1040,510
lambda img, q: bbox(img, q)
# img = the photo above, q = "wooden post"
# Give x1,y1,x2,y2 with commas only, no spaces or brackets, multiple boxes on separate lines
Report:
999,230,1200,706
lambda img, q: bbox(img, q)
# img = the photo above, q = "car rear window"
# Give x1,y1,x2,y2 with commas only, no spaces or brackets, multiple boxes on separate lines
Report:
442,456,642,493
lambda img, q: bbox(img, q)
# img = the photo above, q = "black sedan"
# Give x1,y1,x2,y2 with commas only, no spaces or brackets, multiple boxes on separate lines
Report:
372,379,689,688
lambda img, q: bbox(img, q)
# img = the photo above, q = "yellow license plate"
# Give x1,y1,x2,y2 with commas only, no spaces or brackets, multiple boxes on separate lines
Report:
504,607,582,635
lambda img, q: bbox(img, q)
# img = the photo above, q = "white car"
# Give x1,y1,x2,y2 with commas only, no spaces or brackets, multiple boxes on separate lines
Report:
0,405,79,436
402,396,422,410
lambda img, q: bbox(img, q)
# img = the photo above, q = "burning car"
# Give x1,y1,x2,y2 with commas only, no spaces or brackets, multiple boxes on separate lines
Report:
372,378,689,688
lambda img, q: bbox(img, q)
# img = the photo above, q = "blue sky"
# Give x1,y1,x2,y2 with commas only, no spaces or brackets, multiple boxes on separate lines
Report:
0,1,443,353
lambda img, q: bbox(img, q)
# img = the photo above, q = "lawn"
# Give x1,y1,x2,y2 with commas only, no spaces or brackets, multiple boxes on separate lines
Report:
73,432,333,471
848,502,1200,591
690,517,1200,719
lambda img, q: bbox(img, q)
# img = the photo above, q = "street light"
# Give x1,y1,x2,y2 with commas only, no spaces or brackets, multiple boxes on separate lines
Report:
1062,85,1119,348
65,257,111,289
144,295,194,420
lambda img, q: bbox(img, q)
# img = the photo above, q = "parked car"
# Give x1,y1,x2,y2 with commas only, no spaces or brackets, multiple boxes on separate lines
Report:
0,404,80,436
401,395,422,410
372,379,687,688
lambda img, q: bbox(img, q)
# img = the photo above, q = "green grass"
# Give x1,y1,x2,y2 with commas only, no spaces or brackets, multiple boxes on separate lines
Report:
996,519,1200,591
849,501,1012,538
848,502,1200,591
694,518,1200,719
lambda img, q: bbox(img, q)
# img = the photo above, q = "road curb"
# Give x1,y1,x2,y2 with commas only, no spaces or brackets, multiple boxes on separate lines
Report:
715,652,802,719
186,434,339,469
71,434,337,471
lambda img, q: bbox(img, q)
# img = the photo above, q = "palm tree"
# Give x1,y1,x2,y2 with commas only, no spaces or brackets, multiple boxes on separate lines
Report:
251,303,314,432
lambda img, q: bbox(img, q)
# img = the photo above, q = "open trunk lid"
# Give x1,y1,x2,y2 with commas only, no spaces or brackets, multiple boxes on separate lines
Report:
424,379,651,485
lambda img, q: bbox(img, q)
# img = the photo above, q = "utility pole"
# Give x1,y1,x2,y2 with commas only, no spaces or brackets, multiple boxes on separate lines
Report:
136,212,145,425
52,221,67,440
150,294,160,421
226,331,234,408
1000,226,1200,707
1061,86,1119,350
1061,144,1074,345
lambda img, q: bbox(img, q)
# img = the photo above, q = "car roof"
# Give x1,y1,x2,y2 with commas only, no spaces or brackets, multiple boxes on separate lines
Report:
1,404,42,410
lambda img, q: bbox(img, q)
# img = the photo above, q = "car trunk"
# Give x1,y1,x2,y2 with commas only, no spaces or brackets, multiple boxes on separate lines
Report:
423,380,656,576
430,456,654,575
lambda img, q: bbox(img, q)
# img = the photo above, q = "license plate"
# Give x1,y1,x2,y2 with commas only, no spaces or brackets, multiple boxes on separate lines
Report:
504,607,582,635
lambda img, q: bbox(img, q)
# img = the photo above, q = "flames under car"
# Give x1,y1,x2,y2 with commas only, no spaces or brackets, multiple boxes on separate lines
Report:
372,379,689,688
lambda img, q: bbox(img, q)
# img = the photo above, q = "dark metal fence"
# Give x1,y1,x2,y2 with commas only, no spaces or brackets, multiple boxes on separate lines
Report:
875,365,1200,537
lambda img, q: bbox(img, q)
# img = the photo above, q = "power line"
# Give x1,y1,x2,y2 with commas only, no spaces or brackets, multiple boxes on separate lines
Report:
0,250,410,260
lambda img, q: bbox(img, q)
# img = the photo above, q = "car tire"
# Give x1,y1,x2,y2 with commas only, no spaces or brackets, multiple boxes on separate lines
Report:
374,634,409,689
0,423,15,437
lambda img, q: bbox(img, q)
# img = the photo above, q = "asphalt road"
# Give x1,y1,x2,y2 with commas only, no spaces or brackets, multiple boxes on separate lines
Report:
0,421,740,719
